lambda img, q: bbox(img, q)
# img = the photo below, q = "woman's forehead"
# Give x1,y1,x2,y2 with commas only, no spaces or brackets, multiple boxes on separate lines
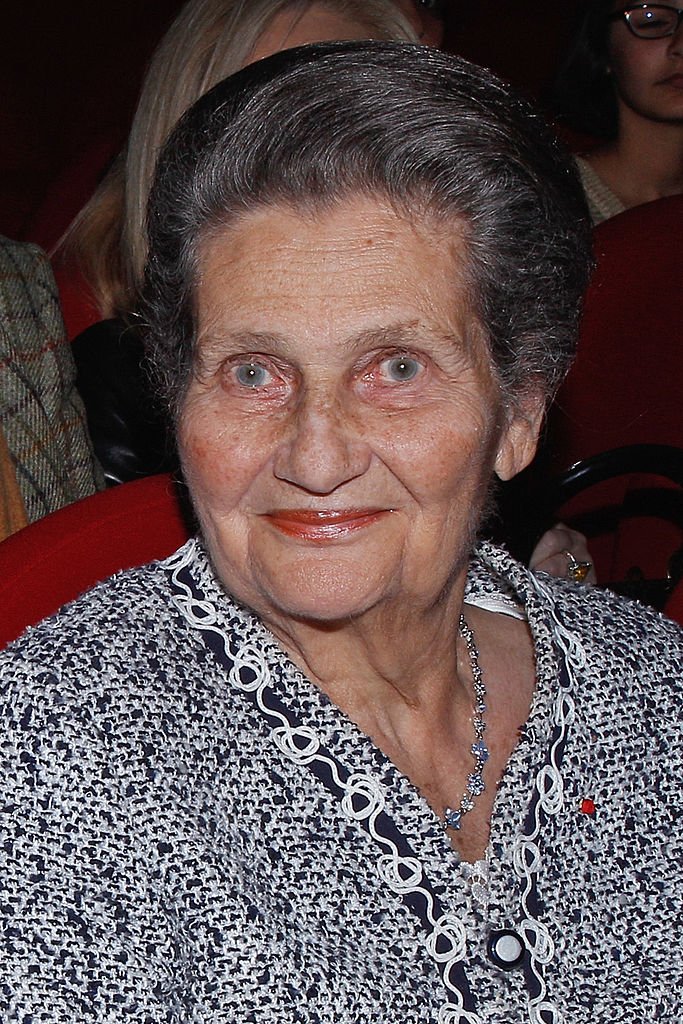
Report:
196,197,471,303
199,193,469,256
194,198,480,354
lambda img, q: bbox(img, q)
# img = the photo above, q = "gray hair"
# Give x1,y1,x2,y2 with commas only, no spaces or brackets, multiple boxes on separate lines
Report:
140,41,592,420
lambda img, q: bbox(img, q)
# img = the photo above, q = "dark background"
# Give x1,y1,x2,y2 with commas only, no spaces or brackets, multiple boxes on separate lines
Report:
0,1,582,245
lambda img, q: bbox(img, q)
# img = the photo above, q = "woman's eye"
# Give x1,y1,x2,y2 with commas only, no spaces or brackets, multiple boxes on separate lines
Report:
379,355,422,383
233,362,272,388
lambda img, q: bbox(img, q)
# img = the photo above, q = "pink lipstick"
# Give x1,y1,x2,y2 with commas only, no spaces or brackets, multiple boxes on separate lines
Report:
263,508,388,541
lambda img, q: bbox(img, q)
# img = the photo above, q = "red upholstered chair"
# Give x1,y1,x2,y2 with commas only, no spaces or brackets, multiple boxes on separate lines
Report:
550,195,683,465
53,262,102,342
544,196,683,584
664,576,683,627
23,134,122,255
0,473,193,650
24,133,122,340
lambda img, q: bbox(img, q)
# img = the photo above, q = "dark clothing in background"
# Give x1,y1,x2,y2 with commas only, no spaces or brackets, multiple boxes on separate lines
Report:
72,317,175,486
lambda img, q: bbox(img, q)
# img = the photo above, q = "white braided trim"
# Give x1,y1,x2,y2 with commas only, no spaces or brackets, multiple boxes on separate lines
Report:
507,571,588,1024
167,541,482,1024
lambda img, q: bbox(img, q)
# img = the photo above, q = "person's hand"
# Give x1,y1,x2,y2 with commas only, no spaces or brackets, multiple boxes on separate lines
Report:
529,523,597,584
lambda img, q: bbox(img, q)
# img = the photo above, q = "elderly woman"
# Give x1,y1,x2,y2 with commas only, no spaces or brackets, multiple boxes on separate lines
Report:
60,0,590,580
1,42,681,1023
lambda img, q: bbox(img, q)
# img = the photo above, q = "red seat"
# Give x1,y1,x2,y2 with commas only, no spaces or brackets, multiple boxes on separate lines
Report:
551,195,683,464
545,196,683,583
0,473,192,649
23,132,122,339
52,261,102,341
664,576,683,627
22,133,121,255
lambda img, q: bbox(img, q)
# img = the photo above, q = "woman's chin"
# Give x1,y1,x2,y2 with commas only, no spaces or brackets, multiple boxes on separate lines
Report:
228,550,398,627
205,516,409,625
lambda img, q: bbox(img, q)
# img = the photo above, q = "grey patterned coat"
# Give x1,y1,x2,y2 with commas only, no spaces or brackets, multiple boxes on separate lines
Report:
0,539,681,1023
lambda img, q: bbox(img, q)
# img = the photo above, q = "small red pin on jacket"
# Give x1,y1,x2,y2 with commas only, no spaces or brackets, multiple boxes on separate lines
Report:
580,798,596,816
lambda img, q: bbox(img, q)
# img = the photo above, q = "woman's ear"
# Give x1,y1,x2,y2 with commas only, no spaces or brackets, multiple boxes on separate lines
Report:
494,392,545,482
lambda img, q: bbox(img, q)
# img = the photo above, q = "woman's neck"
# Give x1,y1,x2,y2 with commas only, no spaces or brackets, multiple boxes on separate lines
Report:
266,582,469,731
586,108,683,207
264,593,537,863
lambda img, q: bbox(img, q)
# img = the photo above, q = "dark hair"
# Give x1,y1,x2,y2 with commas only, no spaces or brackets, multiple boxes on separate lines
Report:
550,0,619,140
140,40,592,420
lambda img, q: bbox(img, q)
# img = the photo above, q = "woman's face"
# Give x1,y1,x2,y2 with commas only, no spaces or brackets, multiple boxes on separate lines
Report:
607,2,683,122
179,197,540,626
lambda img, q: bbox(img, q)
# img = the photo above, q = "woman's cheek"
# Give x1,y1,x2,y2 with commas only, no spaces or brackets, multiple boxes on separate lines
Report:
180,396,280,501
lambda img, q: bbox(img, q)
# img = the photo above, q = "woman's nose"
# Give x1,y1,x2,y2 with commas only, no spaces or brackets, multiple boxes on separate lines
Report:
272,391,371,494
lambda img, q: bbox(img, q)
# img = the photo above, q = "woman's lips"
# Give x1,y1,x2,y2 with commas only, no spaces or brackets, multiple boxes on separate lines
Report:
660,74,683,89
263,508,390,541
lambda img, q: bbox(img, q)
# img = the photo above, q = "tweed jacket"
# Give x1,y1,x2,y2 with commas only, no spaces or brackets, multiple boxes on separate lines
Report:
0,538,681,1023
0,235,102,527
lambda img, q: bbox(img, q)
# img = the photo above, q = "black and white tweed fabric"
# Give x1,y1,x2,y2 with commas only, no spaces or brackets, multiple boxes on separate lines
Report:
1,539,681,1022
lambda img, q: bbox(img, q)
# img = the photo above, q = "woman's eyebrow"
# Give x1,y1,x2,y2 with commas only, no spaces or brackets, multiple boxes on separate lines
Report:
195,329,284,358
196,321,461,360
349,322,423,350
348,322,468,357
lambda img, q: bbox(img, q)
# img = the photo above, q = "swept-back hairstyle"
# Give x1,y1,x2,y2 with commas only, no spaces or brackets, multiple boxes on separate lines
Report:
140,41,592,421
550,0,619,140
57,0,418,319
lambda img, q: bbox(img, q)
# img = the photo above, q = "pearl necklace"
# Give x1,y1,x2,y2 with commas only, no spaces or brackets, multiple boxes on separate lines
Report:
443,614,489,832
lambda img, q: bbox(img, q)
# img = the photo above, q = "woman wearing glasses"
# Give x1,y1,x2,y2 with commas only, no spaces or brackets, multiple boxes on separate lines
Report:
552,1,683,223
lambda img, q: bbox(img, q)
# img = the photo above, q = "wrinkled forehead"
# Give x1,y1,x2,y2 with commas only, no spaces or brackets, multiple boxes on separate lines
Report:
191,190,476,304
190,193,494,387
